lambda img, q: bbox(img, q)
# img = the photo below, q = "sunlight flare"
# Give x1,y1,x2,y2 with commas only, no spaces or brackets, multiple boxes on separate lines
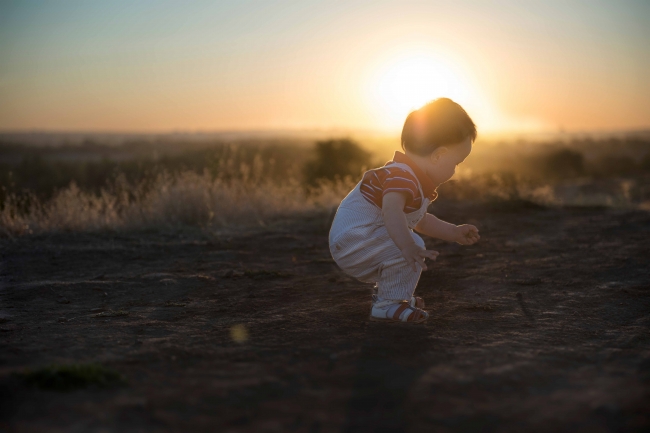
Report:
366,52,473,128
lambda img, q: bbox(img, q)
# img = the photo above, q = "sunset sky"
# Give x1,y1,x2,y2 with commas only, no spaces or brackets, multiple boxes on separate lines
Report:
1,0,649,134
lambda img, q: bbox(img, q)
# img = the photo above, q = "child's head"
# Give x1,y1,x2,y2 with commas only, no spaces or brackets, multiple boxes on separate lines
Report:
401,98,477,186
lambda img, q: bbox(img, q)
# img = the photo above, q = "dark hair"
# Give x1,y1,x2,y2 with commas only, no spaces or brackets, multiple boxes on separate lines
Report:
401,98,477,156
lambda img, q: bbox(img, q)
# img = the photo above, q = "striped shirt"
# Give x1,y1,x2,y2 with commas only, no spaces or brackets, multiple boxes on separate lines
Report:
359,151,438,213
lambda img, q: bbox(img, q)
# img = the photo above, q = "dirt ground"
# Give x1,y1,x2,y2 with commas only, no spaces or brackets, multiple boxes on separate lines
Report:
1,201,649,432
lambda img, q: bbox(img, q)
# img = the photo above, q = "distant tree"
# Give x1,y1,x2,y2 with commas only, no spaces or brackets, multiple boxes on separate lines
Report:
590,154,638,177
303,139,372,185
542,148,584,179
642,154,650,172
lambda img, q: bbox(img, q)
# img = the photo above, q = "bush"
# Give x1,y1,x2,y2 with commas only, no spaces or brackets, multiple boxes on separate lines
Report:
642,154,650,172
541,148,584,179
587,154,638,177
303,139,372,186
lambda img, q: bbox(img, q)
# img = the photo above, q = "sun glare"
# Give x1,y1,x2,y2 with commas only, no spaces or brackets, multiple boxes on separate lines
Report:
366,52,473,128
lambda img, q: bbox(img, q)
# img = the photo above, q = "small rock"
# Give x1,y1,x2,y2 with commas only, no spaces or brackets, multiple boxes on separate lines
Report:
57,297,70,304
57,317,68,323
164,301,187,307
159,278,177,285
514,278,542,286
94,309,129,318
90,308,105,313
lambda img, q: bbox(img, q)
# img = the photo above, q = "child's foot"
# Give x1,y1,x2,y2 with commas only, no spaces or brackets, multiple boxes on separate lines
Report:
373,291,425,308
370,296,428,323
411,296,425,309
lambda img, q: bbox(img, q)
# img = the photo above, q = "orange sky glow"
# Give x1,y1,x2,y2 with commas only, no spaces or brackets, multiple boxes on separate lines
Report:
1,1,648,135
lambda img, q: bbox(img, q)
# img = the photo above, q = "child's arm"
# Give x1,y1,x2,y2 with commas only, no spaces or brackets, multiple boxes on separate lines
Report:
414,213,480,245
382,192,439,272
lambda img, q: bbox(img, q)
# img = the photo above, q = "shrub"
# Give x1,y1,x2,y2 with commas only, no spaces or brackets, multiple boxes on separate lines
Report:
589,154,639,177
541,149,584,179
303,139,372,186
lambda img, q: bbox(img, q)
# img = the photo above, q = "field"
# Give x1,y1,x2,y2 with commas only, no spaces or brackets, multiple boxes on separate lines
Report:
1,134,650,431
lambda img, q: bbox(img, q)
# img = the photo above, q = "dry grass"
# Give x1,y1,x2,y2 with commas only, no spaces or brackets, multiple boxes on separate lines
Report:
440,170,650,209
2,163,648,238
0,171,355,237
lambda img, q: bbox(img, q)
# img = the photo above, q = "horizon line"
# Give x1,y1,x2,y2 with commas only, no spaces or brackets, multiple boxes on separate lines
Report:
1,127,650,137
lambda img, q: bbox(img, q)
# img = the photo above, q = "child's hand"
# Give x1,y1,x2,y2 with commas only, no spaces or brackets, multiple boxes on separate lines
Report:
455,224,480,245
400,243,440,272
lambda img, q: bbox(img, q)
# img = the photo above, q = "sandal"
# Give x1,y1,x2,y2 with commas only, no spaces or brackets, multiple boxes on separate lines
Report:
369,299,429,323
371,289,425,309
411,296,425,309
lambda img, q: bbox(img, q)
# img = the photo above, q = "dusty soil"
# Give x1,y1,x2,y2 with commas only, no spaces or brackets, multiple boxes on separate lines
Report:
1,201,649,432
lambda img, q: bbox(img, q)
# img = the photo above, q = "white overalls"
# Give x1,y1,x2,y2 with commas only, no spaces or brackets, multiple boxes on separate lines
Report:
329,162,431,301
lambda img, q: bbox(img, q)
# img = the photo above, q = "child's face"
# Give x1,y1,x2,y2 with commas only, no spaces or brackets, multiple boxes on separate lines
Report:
425,137,472,186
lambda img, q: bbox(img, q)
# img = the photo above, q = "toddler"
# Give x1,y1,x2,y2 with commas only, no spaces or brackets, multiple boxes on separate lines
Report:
329,98,480,323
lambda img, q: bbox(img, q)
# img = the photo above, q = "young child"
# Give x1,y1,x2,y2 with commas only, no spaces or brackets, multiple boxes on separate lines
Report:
329,98,480,323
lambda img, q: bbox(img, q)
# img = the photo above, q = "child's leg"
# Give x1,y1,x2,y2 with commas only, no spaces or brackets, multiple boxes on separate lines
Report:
369,232,429,322
375,257,422,301
375,232,426,301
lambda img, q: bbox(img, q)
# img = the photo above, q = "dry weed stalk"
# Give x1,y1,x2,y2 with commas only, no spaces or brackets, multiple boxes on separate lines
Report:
1,155,645,237
0,169,355,237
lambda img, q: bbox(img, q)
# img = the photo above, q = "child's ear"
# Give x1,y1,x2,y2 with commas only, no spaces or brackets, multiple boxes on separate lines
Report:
430,147,448,163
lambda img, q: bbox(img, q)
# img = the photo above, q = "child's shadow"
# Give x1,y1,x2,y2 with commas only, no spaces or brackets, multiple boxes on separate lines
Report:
343,322,431,432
